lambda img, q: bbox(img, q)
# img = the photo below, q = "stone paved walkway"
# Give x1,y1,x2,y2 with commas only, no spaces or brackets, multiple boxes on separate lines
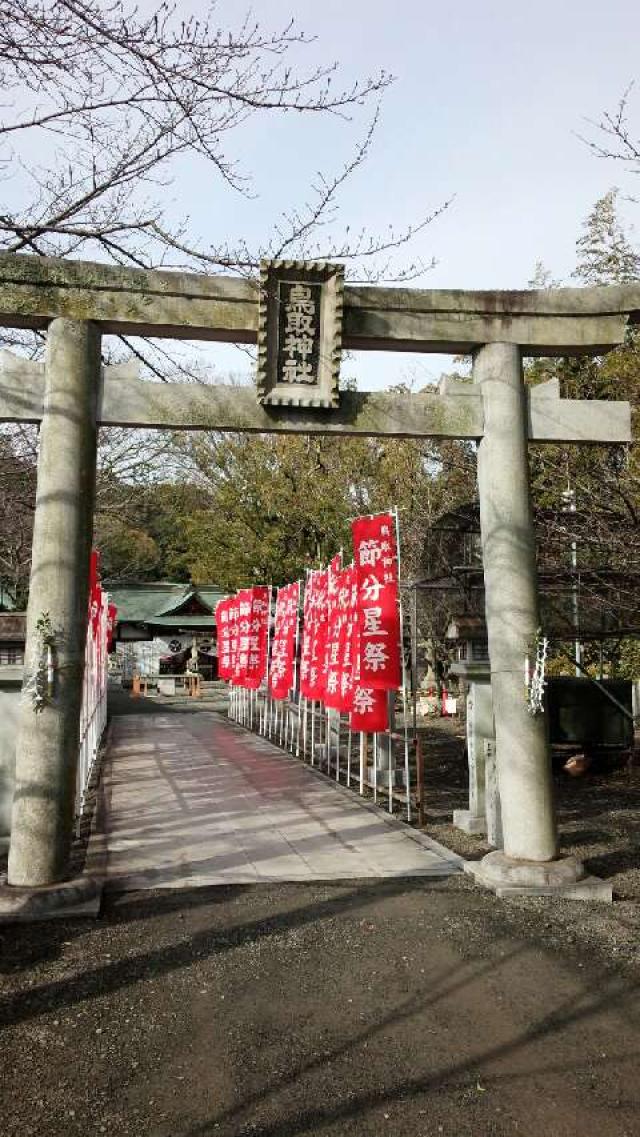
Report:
90,712,462,890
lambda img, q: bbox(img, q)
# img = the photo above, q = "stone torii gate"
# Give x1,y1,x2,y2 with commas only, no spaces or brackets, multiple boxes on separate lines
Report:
0,252,634,899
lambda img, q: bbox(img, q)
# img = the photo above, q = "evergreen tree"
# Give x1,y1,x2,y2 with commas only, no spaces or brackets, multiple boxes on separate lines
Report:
573,189,640,285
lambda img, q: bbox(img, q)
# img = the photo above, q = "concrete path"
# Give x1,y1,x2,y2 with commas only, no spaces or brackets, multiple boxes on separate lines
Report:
90,712,461,890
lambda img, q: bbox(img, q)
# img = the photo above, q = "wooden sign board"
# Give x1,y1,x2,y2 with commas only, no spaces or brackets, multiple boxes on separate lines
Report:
256,260,344,408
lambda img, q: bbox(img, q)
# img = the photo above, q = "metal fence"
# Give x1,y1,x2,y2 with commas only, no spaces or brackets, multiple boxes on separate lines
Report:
228,685,416,822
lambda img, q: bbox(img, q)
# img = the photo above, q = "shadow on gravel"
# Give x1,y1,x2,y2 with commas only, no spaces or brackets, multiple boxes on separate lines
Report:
0,884,247,977
169,949,640,1137
0,878,449,1027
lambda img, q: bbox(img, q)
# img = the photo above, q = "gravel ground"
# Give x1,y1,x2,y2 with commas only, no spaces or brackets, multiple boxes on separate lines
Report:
2,878,640,1137
421,717,640,975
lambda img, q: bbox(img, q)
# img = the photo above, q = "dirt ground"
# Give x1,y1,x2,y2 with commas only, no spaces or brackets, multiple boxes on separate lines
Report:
2,878,640,1137
420,716,640,975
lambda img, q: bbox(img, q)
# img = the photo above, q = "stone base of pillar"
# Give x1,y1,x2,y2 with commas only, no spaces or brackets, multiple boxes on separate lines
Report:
464,850,612,902
453,809,487,835
0,875,102,923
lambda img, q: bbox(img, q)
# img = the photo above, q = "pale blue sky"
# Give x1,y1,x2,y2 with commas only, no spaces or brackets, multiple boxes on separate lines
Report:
169,0,640,388
11,0,640,387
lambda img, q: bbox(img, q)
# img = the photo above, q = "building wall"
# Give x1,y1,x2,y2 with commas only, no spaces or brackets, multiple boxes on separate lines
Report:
115,635,199,679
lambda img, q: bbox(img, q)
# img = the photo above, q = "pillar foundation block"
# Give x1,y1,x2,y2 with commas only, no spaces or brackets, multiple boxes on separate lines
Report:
464,850,612,902
0,874,102,923
453,809,487,835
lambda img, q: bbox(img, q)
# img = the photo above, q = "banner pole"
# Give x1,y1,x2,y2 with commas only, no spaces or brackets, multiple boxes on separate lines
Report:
359,731,365,794
393,506,412,823
335,712,341,782
302,697,308,760
346,722,352,787
292,580,302,755
262,585,272,735
388,705,394,815
373,733,378,804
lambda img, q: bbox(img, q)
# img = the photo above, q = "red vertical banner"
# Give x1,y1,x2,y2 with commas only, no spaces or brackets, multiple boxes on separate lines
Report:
269,581,300,700
299,572,316,698
337,564,358,712
228,596,241,681
89,548,102,637
300,569,328,700
324,564,354,711
234,589,253,685
321,553,343,705
215,598,233,679
351,513,401,691
107,602,118,652
244,586,270,689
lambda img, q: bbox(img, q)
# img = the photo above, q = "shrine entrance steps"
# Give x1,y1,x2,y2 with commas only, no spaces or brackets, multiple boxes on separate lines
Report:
89,709,462,891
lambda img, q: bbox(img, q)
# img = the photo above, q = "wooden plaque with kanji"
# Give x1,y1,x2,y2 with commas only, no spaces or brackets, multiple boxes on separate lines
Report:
256,260,344,409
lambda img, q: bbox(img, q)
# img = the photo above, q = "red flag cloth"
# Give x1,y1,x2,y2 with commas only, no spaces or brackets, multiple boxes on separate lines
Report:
243,586,270,690
320,554,345,706
349,684,389,732
106,602,118,652
323,564,356,711
89,548,100,591
351,513,401,691
215,597,233,679
337,565,359,712
299,573,316,698
88,548,102,637
323,566,345,709
228,596,241,679
299,569,328,700
90,584,104,638
269,581,299,700
233,589,253,684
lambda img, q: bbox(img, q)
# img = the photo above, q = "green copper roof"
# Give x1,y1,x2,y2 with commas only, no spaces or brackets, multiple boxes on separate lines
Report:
145,616,216,629
106,582,226,624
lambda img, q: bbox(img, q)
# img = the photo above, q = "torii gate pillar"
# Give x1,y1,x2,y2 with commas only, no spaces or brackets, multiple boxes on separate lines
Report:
468,343,602,896
475,343,556,858
7,318,100,886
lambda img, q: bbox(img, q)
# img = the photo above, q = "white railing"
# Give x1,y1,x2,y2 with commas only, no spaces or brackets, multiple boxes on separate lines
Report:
75,597,108,823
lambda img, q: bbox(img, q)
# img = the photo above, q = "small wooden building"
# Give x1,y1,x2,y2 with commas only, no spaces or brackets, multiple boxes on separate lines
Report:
107,582,226,680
